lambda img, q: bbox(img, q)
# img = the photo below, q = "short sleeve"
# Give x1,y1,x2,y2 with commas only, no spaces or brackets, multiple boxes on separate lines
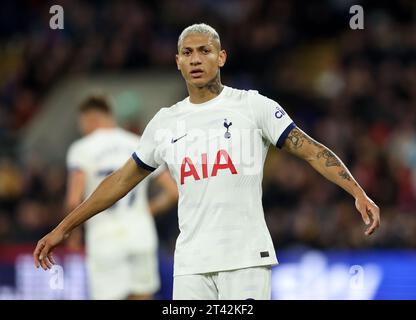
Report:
132,110,164,172
249,90,296,148
66,141,89,172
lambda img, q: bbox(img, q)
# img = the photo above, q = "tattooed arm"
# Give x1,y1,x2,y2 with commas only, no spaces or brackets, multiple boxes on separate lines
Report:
282,126,380,236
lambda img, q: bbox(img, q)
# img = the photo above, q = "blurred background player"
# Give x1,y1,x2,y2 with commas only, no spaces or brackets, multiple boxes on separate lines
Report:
65,95,178,300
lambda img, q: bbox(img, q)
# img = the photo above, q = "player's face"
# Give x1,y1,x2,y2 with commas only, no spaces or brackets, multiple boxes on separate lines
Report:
79,112,96,136
176,34,226,87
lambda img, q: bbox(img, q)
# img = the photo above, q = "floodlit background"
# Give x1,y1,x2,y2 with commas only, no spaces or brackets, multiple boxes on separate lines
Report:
0,0,415,299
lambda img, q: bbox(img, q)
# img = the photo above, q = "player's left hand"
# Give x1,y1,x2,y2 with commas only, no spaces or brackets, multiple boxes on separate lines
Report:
355,194,380,236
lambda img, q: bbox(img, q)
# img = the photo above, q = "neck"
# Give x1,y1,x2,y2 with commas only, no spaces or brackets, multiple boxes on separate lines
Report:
187,73,224,104
98,118,116,129
88,119,116,134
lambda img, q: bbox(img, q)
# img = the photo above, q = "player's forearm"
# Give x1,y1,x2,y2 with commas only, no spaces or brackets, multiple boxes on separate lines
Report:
283,127,365,199
307,146,364,199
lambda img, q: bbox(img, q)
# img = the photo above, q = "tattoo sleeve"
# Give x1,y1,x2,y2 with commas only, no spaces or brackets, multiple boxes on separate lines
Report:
285,127,320,150
316,149,341,167
338,170,352,181
283,127,360,195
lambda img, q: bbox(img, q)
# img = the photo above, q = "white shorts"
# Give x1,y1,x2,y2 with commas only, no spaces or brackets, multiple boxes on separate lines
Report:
86,250,160,300
173,266,271,300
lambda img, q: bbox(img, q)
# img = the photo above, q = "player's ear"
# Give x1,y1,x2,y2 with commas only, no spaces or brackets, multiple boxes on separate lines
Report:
218,50,227,68
175,54,180,70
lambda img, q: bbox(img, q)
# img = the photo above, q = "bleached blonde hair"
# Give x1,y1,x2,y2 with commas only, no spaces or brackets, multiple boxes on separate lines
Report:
177,23,221,50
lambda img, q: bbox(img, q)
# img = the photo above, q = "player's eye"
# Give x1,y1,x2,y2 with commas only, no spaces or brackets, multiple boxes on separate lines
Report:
182,50,191,56
202,48,210,54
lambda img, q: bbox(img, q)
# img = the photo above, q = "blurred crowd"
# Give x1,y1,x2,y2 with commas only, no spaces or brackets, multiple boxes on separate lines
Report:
0,0,415,251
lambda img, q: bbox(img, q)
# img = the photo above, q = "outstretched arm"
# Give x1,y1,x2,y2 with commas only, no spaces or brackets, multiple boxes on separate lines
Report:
282,126,380,236
33,158,151,269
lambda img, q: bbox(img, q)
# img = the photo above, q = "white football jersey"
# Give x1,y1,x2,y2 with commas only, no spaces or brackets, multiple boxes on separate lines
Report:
67,127,158,253
133,86,295,276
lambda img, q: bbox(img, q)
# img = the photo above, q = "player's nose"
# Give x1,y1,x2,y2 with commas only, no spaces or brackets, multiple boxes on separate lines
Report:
190,53,202,65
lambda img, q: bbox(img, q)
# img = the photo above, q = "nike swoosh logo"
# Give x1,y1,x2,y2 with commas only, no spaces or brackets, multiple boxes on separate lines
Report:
171,133,187,144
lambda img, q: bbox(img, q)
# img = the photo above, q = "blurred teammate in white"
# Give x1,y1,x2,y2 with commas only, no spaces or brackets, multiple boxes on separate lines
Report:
34,24,380,300
65,96,178,299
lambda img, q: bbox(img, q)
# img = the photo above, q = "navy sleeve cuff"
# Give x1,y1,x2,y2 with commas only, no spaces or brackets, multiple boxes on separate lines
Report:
132,152,156,172
276,122,296,149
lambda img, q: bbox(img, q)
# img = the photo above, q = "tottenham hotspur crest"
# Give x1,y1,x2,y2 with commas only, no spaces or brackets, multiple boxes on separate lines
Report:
223,118,232,139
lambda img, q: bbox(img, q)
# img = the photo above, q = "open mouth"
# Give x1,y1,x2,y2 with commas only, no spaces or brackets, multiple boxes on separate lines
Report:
190,69,204,78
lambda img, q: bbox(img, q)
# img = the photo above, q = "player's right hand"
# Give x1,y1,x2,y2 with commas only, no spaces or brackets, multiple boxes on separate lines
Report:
33,228,69,270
